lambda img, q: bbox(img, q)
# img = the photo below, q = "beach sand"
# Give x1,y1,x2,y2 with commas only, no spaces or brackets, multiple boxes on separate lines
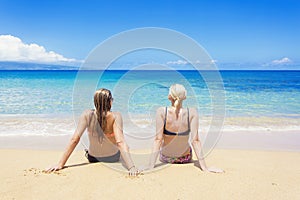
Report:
1,118,299,200
1,148,300,200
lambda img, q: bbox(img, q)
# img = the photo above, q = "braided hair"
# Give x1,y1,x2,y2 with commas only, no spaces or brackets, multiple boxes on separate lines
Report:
169,84,187,119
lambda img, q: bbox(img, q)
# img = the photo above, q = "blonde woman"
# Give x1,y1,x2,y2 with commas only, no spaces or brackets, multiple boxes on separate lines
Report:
45,88,140,176
149,84,223,173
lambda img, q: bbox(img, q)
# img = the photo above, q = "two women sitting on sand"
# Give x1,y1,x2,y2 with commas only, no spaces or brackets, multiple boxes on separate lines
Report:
46,85,223,176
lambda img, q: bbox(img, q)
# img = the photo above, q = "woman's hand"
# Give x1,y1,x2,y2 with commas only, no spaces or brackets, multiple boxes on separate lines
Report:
128,166,142,177
203,166,224,173
43,164,64,173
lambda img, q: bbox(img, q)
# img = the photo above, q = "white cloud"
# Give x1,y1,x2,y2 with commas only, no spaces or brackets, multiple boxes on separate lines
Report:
167,59,217,66
166,59,188,65
0,35,80,64
195,59,217,64
271,57,292,65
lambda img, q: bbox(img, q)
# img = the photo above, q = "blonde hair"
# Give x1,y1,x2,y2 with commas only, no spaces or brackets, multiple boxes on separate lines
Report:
169,84,187,118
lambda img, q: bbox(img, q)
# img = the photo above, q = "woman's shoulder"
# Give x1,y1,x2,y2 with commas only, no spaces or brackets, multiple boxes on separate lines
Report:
82,109,94,116
76,109,94,124
156,106,166,114
187,107,198,116
187,107,197,112
80,109,95,120
110,111,122,119
156,106,197,114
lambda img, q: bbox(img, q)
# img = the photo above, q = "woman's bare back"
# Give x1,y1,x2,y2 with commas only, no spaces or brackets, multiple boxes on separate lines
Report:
86,110,119,157
161,107,191,157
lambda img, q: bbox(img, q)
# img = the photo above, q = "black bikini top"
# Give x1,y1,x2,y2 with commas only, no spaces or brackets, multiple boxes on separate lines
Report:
163,107,190,136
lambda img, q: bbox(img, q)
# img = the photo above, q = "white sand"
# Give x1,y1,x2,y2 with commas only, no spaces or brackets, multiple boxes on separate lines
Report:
1,149,300,199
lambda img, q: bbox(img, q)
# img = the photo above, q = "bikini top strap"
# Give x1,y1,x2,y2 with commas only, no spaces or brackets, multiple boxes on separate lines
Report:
164,107,167,128
187,107,190,130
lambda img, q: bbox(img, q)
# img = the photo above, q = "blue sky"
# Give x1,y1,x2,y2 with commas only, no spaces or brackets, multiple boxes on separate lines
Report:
0,0,299,69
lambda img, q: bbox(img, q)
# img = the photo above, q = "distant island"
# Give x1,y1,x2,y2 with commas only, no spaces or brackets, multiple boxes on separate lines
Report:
0,61,79,70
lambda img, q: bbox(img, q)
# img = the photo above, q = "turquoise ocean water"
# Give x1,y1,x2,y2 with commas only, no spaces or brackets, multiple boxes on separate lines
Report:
0,70,300,136
1,70,300,116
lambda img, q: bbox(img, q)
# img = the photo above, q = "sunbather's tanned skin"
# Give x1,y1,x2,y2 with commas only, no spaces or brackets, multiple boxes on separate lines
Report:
45,88,140,176
149,84,224,173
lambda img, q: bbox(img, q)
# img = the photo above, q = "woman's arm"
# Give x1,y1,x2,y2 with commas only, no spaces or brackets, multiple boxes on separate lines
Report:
190,108,224,173
148,107,164,169
113,112,139,176
189,108,208,170
45,110,88,172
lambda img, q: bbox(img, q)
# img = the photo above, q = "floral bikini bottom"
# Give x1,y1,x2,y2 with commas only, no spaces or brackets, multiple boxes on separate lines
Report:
160,147,192,164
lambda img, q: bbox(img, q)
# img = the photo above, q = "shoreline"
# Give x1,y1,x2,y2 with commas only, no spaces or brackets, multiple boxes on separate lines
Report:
1,114,299,152
1,114,299,136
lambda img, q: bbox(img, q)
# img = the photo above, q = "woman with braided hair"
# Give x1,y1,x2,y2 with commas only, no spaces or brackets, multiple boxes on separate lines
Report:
45,88,140,176
149,84,223,173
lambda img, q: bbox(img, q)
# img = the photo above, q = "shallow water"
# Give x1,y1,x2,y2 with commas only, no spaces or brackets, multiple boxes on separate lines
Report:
0,70,300,137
